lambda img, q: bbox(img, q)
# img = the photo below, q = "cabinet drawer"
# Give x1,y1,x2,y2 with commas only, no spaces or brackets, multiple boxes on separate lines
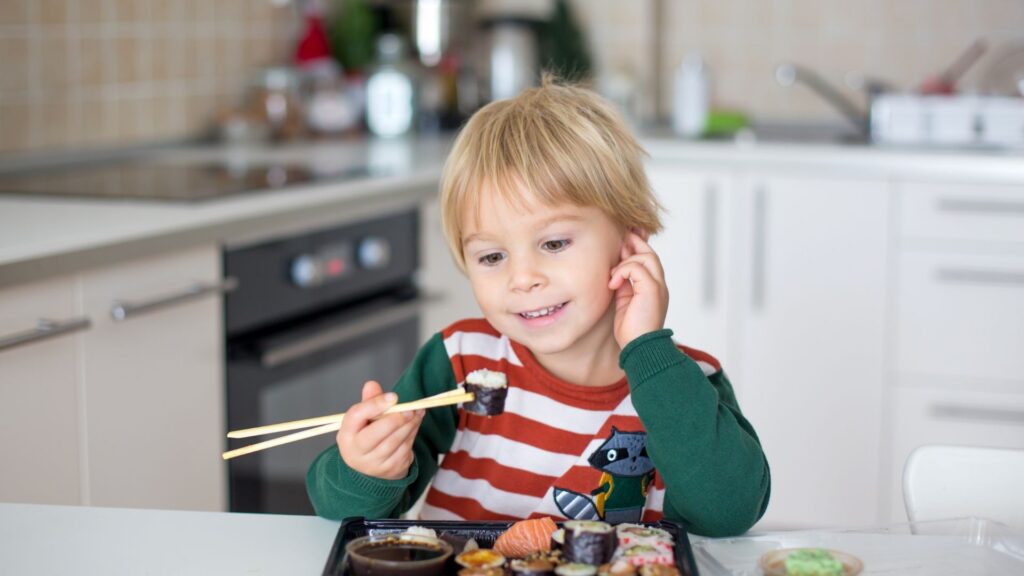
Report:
899,180,1024,244
895,251,1024,383
886,386,1024,522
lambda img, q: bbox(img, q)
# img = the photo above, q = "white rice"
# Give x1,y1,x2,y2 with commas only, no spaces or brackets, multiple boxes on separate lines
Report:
465,369,507,389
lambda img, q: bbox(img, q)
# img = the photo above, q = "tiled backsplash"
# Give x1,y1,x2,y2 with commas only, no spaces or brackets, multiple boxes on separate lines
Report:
2,0,1023,153
575,0,1024,124
0,0,293,152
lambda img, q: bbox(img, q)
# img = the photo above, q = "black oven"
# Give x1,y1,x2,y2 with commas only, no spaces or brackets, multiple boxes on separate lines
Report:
224,208,422,514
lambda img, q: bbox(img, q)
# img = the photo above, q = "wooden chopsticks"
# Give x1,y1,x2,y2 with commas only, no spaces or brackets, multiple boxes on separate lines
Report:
221,388,473,460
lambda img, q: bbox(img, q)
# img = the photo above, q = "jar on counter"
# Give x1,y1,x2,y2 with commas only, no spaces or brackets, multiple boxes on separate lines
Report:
365,33,418,138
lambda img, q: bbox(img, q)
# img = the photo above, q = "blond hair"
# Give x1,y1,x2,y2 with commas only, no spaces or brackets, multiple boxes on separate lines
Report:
439,76,663,272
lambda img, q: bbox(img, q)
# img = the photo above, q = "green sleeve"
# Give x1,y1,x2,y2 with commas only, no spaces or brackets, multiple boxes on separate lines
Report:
620,329,771,537
305,332,460,520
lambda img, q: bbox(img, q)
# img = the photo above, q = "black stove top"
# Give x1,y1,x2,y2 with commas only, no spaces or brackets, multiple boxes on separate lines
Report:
0,161,372,202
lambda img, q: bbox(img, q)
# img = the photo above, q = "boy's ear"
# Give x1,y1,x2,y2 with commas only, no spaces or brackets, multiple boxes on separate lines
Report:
627,227,649,242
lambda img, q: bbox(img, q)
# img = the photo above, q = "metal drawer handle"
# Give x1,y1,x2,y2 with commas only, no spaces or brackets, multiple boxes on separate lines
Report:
936,268,1024,287
937,198,1024,216
0,316,92,353
703,182,718,307
931,403,1024,426
111,277,239,322
751,184,768,311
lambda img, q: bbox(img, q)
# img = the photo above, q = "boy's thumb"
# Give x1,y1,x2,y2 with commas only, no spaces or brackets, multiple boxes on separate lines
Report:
361,380,384,401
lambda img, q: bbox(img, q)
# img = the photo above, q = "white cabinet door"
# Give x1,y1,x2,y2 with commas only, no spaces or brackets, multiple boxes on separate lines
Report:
733,174,890,529
0,276,87,504
647,164,735,366
78,245,226,511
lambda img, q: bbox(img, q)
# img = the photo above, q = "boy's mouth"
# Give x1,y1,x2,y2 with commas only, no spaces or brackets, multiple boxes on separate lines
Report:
517,302,568,319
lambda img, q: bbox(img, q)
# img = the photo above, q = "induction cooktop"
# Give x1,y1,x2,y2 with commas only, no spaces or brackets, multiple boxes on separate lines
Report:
0,160,373,202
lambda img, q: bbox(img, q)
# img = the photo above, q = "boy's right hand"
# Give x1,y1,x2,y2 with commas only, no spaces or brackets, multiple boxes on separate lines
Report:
336,380,425,481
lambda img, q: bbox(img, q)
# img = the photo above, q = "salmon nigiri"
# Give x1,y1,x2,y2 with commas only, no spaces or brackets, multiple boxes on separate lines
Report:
494,516,559,558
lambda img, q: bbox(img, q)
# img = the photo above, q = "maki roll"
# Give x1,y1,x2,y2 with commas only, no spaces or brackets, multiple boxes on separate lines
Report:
555,563,597,576
614,524,672,547
510,558,556,576
550,528,565,551
597,560,636,576
563,520,615,566
463,369,508,416
615,543,674,567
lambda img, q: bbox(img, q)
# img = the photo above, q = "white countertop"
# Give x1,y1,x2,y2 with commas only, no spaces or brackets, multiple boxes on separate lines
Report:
0,503,341,575
3,503,1022,575
2,134,1023,289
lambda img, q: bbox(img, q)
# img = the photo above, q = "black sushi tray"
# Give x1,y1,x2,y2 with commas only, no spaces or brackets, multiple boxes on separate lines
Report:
323,518,699,576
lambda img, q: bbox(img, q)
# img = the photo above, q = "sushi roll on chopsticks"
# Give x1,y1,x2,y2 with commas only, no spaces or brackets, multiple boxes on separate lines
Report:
463,369,508,416
563,520,615,566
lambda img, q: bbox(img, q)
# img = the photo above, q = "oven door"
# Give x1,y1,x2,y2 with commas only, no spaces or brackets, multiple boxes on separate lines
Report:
226,291,424,514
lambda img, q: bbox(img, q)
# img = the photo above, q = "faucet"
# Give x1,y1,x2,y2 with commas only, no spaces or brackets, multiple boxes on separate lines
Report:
775,63,871,139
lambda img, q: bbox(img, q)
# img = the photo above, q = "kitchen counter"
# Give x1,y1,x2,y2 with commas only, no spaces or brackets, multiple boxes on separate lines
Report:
3,503,1021,575
0,502,340,575
0,137,450,289
2,134,1023,290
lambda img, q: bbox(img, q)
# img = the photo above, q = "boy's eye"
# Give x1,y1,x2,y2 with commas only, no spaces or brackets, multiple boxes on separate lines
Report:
478,252,505,266
542,239,571,252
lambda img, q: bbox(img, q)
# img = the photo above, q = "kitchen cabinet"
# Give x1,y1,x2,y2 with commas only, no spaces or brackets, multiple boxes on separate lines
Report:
78,245,226,511
731,173,889,528
0,244,227,511
0,276,88,505
647,165,735,367
883,177,1024,522
649,161,890,529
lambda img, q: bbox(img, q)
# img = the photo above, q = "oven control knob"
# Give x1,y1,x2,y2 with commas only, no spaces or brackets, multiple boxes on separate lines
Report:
357,237,390,270
290,255,320,288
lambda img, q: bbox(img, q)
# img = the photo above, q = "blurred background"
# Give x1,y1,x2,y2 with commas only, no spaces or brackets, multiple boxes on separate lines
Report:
2,0,1023,153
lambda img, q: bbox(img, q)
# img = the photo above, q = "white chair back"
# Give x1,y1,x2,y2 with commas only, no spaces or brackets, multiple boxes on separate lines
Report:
903,444,1024,531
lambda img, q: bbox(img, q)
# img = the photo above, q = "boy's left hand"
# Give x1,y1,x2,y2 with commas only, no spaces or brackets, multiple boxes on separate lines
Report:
608,232,669,348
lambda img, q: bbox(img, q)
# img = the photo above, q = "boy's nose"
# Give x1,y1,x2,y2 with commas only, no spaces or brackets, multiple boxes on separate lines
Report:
508,257,546,292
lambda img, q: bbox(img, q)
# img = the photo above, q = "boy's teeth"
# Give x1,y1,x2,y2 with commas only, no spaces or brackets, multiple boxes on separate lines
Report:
520,303,564,319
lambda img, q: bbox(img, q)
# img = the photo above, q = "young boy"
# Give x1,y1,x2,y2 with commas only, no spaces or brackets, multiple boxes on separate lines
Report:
306,78,770,536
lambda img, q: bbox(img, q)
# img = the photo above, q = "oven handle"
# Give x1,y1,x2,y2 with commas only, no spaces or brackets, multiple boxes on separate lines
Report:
259,294,437,369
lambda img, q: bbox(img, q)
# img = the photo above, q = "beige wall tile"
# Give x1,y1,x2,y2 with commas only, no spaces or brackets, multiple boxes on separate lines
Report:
40,0,72,24
0,37,30,94
0,103,32,151
113,0,148,23
36,97,72,149
0,0,29,26
39,32,71,91
78,0,108,24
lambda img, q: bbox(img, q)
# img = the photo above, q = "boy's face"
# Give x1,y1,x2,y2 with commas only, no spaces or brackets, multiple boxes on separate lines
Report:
461,183,624,358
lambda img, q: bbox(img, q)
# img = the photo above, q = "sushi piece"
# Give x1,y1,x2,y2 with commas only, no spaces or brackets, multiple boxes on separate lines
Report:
598,560,637,576
495,517,559,558
555,563,598,576
615,542,674,567
614,524,672,547
456,548,506,570
463,369,508,416
510,558,556,576
563,520,615,566
550,528,565,551
459,568,506,576
638,565,679,576
403,525,438,539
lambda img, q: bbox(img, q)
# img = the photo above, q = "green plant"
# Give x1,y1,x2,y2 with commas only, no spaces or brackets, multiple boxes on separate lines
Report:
326,0,378,74
537,0,593,82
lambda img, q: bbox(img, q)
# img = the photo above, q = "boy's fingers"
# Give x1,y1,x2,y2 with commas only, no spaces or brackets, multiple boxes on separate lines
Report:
340,391,398,438
360,380,384,402
366,412,422,460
